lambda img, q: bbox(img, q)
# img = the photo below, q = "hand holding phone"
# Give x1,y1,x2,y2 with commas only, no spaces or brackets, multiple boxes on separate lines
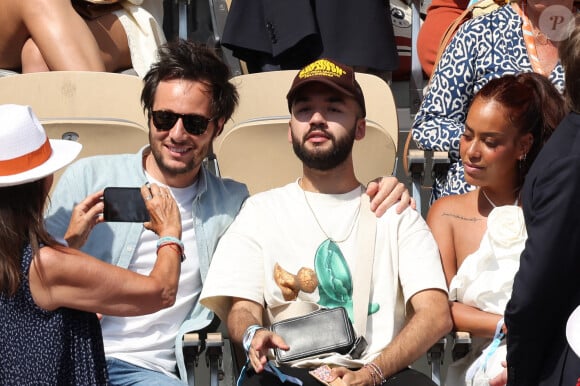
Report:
103,187,150,222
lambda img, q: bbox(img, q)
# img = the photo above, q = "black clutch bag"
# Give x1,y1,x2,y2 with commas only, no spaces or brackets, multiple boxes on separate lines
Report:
270,307,357,363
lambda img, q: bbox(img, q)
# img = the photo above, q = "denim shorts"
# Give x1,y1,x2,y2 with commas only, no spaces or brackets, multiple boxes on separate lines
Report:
106,357,184,386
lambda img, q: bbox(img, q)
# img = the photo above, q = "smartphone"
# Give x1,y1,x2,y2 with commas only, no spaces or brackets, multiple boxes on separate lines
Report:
103,187,150,222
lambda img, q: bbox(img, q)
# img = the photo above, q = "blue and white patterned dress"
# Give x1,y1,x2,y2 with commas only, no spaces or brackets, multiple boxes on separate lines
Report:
412,4,565,202
0,244,109,385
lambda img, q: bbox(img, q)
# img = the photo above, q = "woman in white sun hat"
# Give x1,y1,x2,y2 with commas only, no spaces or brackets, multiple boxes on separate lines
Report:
0,104,183,385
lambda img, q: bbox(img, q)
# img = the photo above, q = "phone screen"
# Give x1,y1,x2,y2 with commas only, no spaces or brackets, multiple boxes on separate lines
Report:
103,187,150,222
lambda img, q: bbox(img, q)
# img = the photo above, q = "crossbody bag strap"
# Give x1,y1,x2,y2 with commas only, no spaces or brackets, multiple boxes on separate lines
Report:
352,193,377,337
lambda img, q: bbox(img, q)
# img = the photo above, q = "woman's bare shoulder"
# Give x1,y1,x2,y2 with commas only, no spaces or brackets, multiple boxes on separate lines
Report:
428,192,476,219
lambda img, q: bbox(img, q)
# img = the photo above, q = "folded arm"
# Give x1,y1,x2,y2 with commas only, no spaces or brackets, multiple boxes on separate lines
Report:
450,301,502,339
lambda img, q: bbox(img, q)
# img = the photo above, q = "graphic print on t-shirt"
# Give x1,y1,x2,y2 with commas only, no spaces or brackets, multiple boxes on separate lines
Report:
273,239,379,321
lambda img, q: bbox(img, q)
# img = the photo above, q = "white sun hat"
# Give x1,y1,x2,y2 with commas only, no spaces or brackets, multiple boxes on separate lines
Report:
0,104,82,187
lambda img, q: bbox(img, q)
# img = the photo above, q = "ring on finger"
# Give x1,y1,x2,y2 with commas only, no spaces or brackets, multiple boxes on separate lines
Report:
146,195,153,201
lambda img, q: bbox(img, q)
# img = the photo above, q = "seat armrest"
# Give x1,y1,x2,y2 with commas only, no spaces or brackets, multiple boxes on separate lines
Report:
431,151,450,177
206,332,225,386
426,337,447,386
183,333,203,368
408,149,426,176
451,331,472,362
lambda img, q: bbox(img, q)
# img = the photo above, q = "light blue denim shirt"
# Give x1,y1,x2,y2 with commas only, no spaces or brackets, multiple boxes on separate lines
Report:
44,146,249,383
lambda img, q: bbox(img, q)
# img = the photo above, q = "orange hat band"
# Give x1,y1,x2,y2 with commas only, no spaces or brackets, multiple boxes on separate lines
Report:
0,139,52,176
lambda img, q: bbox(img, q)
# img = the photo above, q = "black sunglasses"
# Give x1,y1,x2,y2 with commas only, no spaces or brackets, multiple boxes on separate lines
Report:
151,110,214,136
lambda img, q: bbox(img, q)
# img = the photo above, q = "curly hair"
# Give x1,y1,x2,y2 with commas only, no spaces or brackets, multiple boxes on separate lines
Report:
473,72,567,183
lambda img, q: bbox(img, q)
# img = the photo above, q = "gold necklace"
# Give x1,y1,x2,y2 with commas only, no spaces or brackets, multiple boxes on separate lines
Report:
301,180,363,243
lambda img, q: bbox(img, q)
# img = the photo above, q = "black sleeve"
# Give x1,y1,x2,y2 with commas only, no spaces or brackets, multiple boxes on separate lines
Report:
505,154,580,385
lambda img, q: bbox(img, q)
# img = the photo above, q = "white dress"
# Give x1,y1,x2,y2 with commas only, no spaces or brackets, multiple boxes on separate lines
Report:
446,205,527,386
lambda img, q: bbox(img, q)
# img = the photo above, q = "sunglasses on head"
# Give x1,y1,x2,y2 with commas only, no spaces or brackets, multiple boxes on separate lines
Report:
151,110,214,136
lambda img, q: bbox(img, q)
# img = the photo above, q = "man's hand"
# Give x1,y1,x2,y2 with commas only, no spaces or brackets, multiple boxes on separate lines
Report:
64,190,105,249
331,366,372,385
248,330,289,373
366,176,415,217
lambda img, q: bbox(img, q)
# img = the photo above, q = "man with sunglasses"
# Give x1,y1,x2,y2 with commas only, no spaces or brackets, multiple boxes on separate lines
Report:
45,40,413,385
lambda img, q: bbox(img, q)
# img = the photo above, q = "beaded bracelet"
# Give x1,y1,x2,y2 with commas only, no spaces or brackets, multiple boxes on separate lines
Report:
156,236,186,262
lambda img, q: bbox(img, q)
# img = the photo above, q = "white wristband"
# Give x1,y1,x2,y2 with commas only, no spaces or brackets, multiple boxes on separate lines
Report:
242,324,265,354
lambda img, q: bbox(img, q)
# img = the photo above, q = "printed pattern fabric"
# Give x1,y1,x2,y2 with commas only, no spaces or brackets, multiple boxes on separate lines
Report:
0,244,109,385
412,4,565,201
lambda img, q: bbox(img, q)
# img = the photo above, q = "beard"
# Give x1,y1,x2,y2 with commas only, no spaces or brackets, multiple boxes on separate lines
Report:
149,132,198,177
152,150,197,177
291,124,356,171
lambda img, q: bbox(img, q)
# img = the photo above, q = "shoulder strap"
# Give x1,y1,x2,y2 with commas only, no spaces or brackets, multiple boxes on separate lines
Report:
352,194,377,337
